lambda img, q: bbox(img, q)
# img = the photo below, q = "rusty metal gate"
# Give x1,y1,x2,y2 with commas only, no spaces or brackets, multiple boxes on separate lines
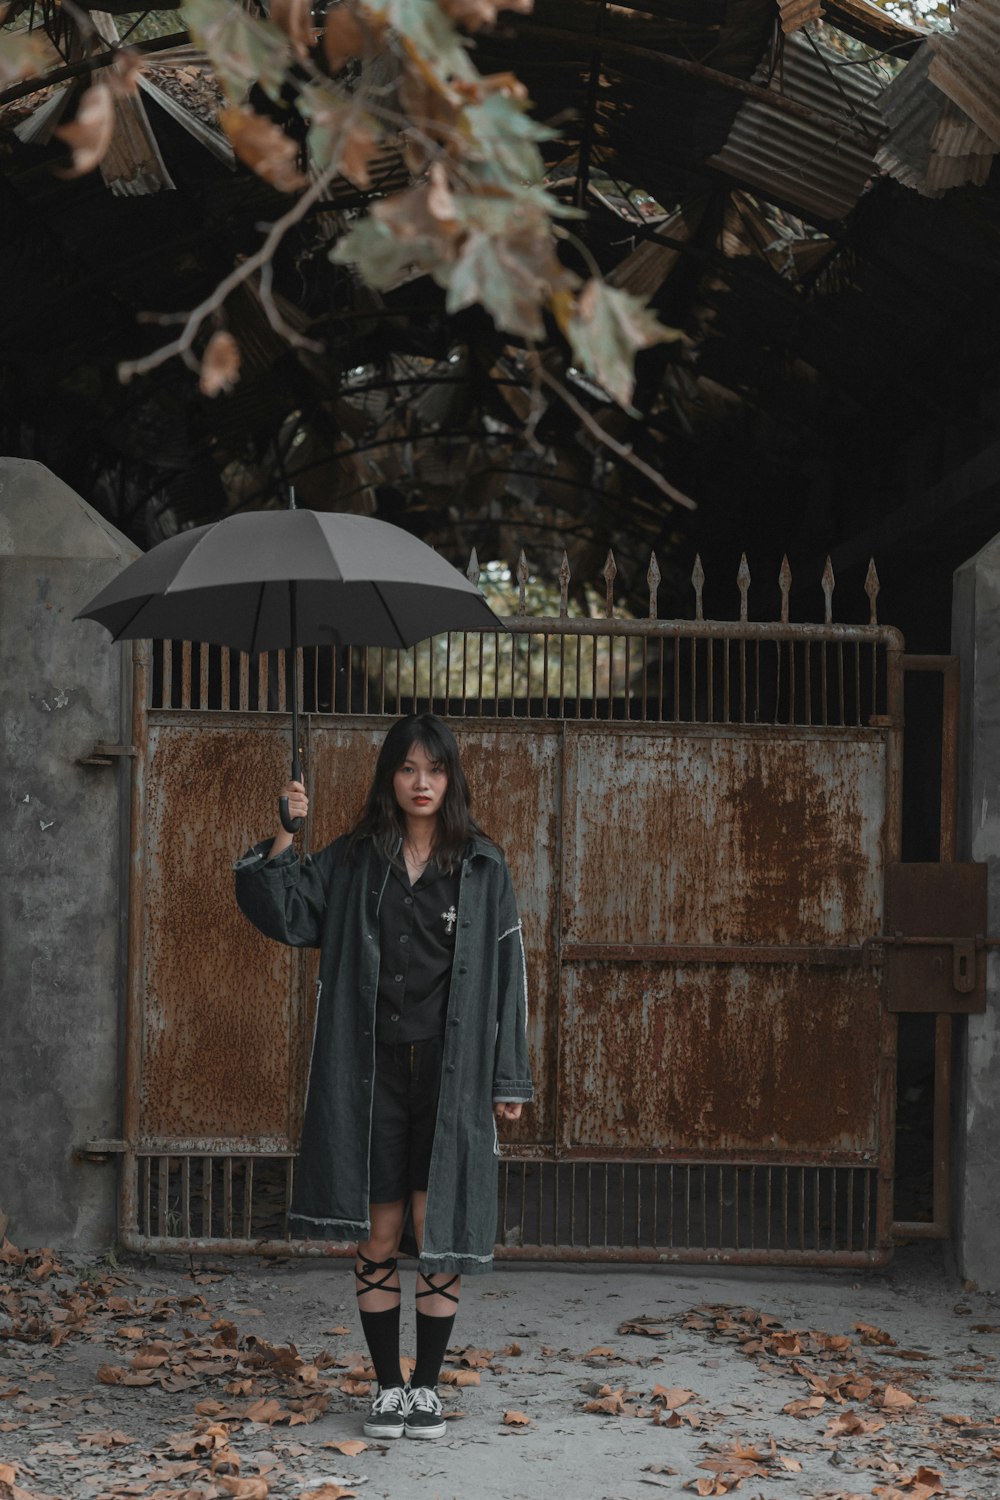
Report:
91,551,979,1267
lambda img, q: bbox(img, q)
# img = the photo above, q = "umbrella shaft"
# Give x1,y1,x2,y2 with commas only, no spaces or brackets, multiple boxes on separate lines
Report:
289,579,301,782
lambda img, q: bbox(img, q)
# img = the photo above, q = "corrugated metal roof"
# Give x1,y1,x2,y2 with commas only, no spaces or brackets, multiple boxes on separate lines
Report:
874,32,997,197
706,27,886,223
777,0,825,33
928,0,1000,147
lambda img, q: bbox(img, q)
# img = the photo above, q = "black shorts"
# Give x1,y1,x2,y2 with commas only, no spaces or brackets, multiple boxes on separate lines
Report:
368,1036,444,1203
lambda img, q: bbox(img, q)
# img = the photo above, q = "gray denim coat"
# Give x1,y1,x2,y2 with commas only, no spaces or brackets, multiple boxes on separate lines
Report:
234,833,533,1274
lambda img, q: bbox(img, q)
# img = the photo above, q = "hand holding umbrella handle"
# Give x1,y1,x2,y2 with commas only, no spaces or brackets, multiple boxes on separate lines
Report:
279,797,304,835
278,779,308,836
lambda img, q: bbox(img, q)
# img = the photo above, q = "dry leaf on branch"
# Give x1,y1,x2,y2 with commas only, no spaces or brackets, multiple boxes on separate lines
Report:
269,0,314,58
436,0,532,32
55,84,115,176
219,107,308,193
200,331,241,396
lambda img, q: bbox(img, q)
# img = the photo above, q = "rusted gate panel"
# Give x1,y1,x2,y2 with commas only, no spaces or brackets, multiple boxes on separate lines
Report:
559,726,886,1159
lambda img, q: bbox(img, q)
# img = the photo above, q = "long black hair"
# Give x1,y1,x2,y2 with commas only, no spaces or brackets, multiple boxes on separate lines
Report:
348,714,487,872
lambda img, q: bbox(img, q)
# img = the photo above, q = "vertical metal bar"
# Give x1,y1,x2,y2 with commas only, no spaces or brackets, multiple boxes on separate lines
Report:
156,1157,169,1237
444,633,452,717
284,1158,294,1237
219,648,230,711
624,636,632,720
667,1164,674,1248
798,1167,805,1251
587,1165,594,1248
199,643,209,710
602,1163,608,1245
576,636,583,719
933,1014,953,1233
862,1166,872,1251
737,639,746,724
672,635,681,722
804,640,812,727
461,633,469,713
180,641,192,708
519,1160,526,1243
706,639,714,722
689,637,697,721
788,640,796,725
813,1168,820,1250
161,640,172,709
939,656,959,862
238,650,249,713
569,1163,576,1247
142,1158,151,1238
781,1166,788,1251
257,652,267,714
716,1165,723,1249
121,641,150,1252
202,1158,213,1239
829,1167,837,1251
181,1156,191,1238
845,1168,854,1251
753,640,761,724
819,641,828,726
223,1157,234,1239
243,1158,254,1240
541,632,550,718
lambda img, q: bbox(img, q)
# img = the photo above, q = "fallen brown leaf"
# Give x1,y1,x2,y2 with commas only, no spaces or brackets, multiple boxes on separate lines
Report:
322,1439,368,1456
880,1384,916,1409
217,1478,269,1499
503,1409,531,1426
650,1384,695,1409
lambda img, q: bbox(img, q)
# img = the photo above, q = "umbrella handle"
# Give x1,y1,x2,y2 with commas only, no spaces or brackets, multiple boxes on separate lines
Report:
278,796,304,835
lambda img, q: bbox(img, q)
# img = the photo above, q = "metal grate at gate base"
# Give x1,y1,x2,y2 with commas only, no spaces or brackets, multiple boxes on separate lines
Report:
130,1155,882,1265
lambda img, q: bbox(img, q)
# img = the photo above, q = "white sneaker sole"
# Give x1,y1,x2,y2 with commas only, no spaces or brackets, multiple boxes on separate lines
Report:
405,1423,446,1440
363,1421,405,1439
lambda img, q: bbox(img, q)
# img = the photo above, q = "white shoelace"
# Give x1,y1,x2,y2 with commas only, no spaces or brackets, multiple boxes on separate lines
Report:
408,1386,441,1413
372,1386,408,1413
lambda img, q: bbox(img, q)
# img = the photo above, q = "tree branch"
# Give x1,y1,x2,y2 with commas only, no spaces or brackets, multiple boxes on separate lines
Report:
533,362,696,511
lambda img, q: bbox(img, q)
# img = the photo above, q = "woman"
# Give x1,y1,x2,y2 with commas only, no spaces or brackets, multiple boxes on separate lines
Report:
234,714,533,1441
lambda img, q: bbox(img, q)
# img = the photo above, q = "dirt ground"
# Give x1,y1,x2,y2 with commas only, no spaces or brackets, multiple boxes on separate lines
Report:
1,1238,999,1500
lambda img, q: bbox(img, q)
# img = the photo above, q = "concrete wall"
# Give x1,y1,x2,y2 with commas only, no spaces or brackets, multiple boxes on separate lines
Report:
0,459,139,1251
951,533,1000,1291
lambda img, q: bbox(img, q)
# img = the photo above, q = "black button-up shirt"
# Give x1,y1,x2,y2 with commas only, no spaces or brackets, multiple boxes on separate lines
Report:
375,857,461,1042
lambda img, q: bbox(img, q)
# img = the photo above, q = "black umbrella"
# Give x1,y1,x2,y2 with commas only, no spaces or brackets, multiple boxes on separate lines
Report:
77,508,505,831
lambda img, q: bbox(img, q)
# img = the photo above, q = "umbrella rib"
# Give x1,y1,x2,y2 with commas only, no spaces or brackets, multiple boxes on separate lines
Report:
110,594,155,643
371,581,410,650
247,583,267,659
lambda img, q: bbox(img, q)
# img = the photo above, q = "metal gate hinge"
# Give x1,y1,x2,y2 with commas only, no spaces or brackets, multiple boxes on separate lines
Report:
76,1139,128,1162
77,743,137,766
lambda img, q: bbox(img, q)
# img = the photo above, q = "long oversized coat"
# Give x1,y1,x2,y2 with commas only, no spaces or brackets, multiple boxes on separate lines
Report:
234,833,533,1274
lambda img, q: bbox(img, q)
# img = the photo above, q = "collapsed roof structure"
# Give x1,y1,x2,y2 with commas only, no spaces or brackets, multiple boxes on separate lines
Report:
2,0,999,634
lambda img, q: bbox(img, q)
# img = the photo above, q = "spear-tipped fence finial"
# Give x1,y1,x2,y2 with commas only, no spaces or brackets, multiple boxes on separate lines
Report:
602,550,617,619
467,547,481,589
779,554,792,624
647,551,661,620
822,556,835,625
559,551,571,619
692,554,705,621
737,553,751,623
865,558,880,625
516,550,530,614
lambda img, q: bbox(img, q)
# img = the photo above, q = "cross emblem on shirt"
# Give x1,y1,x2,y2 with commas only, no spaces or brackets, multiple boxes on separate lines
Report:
442,905,457,934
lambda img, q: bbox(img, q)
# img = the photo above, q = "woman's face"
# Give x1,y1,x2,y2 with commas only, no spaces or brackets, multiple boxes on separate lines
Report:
393,741,448,826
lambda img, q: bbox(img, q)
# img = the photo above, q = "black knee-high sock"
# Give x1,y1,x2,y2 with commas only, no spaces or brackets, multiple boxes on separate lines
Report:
411,1310,456,1391
359,1305,404,1389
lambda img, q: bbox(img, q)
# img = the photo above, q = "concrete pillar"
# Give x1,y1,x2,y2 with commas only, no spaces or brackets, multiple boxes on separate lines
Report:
0,459,139,1251
951,533,1000,1291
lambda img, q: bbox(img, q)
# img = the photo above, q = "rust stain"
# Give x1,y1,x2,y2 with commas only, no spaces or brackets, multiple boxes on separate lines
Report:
559,963,882,1156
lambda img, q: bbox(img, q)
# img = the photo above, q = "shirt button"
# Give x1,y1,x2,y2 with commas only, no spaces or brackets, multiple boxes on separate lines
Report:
404,896,413,906
394,973,404,983
400,934,409,944
446,1063,455,1073
391,1013,400,1022
458,966,468,975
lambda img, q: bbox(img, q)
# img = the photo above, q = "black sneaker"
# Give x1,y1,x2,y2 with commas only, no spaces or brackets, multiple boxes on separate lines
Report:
363,1384,408,1439
404,1384,446,1440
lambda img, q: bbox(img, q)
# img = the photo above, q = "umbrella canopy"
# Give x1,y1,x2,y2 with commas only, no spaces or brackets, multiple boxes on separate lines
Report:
76,509,500,653
77,509,506,832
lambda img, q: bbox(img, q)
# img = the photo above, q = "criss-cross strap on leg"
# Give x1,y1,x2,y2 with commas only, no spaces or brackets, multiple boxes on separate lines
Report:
415,1270,460,1306
354,1255,401,1300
